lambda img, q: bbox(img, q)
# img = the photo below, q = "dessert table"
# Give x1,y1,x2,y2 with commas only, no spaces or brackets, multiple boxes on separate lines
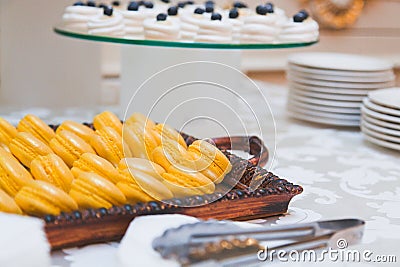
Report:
2,81,399,266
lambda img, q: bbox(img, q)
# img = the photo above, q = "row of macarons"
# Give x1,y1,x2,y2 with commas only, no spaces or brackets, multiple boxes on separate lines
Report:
62,1,319,43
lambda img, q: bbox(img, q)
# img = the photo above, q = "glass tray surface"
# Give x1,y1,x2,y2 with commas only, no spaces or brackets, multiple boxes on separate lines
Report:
54,26,318,50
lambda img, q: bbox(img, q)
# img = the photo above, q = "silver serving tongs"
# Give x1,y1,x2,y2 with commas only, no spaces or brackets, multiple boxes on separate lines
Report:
152,218,365,266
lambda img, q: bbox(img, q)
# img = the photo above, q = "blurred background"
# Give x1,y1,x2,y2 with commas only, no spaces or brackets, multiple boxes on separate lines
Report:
0,0,399,108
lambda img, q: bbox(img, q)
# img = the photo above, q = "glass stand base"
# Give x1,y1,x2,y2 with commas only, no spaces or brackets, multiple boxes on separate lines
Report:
120,46,244,137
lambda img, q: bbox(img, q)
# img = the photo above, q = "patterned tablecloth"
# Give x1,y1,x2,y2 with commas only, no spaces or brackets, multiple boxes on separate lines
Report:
2,82,399,266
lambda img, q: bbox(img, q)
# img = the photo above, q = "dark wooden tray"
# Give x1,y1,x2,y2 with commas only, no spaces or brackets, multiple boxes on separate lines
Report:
43,129,302,250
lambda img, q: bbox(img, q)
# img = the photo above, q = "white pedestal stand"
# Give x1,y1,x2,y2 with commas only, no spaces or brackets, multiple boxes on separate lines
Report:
120,46,246,138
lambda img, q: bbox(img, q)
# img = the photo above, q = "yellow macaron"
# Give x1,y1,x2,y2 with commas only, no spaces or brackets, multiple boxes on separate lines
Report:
0,117,18,149
0,188,23,214
30,154,74,192
56,120,95,143
15,180,78,216
0,147,33,197
153,123,187,149
116,170,156,204
123,122,158,159
72,153,126,184
49,130,96,167
69,172,126,209
93,111,123,135
125,112,156,129
162,166,215,196
17,114,55,144
90,127,129,166
188,140,232,178
9,132,53,168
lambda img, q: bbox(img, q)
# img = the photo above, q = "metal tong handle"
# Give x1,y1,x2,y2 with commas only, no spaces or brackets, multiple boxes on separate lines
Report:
189,234,333,267
187,219,365,267
189,222,319,245
190,218,364,245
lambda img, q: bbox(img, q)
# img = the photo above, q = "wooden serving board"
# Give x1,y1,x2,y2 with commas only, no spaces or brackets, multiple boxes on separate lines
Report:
42,131,303,250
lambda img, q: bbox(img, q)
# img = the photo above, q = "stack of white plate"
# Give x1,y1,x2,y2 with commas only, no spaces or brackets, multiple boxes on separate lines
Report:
361,88,400,151
286,52,395,127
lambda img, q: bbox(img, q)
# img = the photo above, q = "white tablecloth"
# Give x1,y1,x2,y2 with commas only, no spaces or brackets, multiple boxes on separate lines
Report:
2,82,399,266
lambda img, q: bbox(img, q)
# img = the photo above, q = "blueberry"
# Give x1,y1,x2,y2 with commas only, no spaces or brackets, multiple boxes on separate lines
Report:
205,5,214,13
103,6,113,16
205,0,214,5
194,7,205,14
161,0,170,3
112,1,120,6
137,0,145,5
229,8,239,19
168,6,179,16
87,0,96,7
98,3,107,8
298,9,309,19
177,1,186,8
211,12,222,21
144,1,154,8
128,1,139,10
73,1,85,6
124,204,132,211
293,11,308,22
156,13,168,21
265,3,274,13
265,2,274,8
186,1,194,5
255,5,268,15
233,1,247,8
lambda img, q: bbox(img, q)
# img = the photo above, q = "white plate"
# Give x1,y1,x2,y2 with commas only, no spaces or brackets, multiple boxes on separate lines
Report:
288,64,394,78
361,106,400,124
363,98,400,117
288,74,395,89
290,82,373,95
362,113,400,131
287,110,360,127
288,98,361,114
368,88,400,110
287,105,361,120
289,87,365,101
288,69,395,83
362,132,400,151
361,123,400,143
289,92,362,108
362,119,400,137
288,53,393,72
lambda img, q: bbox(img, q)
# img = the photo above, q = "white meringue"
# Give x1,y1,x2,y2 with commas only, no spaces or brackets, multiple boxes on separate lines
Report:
143,17,180,41
62,5,102,32
278,18,319,43
179,12,209,41
120,10,147,39
240,14,280,43
195,19,232,43
88,12,126,37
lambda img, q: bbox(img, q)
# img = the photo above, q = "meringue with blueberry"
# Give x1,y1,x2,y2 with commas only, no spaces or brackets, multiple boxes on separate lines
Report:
143,13,180,40
88,6,126,37
278,10,319,43
62,1,103,32
195,12,232,43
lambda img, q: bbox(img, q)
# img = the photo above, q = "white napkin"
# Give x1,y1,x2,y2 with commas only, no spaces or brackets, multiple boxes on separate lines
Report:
0,212,51,267
118,214,261,267
118,214,198,267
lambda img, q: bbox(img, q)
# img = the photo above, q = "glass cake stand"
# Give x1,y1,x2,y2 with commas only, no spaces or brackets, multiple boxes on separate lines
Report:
54,26,317,50
54,26,318,135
